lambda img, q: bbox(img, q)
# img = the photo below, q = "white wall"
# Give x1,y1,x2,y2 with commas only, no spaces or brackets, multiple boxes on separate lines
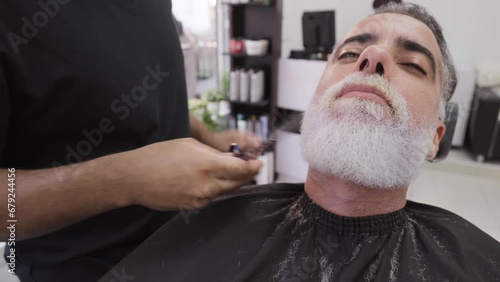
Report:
282,0,500,68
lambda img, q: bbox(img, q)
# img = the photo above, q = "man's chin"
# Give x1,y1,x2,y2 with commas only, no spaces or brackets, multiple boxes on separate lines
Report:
330,99,396,123
300,119,427,190
330,111,394,124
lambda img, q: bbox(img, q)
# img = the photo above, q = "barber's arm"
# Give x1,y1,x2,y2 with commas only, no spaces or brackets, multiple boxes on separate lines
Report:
0,62,260,243
0,117,261,244
189,113,261,152
0,139,261,242
0,95,260,243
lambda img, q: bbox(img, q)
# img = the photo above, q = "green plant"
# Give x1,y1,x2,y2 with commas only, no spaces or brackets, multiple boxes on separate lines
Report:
204,89,223,102
202,110,219,132
188,98,221,132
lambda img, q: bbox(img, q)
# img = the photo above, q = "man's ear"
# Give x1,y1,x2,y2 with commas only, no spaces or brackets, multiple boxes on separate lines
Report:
426,121,446,160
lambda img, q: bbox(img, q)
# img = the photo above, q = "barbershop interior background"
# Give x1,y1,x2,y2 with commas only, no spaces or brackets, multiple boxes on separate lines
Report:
1,0,500,279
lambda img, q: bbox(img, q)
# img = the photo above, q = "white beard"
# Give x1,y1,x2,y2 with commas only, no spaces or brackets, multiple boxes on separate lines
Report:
300,73,437,189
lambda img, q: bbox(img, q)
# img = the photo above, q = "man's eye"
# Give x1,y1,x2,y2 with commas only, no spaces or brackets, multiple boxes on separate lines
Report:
401,63,427,76
338,52,359,60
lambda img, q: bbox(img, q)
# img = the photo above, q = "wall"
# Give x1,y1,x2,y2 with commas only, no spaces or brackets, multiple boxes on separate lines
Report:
282,0,500,68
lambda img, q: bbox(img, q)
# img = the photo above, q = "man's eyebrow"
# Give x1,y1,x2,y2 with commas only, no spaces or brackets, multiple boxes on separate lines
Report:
333,33,377,57
396,37,436,78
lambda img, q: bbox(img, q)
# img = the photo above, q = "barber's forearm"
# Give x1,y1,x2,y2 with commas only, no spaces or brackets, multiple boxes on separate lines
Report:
0,157,126,241
189,113,214,146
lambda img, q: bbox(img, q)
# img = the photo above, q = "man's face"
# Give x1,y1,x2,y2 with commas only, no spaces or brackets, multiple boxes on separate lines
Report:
318,13,444,129
300,13,447,189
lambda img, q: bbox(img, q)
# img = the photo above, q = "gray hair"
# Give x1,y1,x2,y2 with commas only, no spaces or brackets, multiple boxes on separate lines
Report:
375,3,457,120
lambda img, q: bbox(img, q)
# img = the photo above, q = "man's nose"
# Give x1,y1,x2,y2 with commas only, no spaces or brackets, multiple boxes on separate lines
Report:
355,46,391,76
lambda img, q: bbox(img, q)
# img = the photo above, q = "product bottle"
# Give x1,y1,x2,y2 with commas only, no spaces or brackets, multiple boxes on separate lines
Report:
260,115,269,141
239,70,250,102
250,115,257,134
255,119,262,139
236,113,247,132
229,70,240,101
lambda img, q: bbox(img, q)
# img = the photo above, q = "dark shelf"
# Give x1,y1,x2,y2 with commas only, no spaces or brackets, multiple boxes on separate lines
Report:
222,2,273,8
224,0,281,136
223,52,272,58
229,100,269,107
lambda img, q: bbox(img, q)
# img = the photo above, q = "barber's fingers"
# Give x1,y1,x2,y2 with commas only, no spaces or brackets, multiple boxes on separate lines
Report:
204,157,259,195
187,177,254,210
191,174,253,203
187,158,259,210
213,155,262,179
241,134,262,150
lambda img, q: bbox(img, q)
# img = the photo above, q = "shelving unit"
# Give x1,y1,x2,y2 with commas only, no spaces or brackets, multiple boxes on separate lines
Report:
221,0,282,129
229,100,269,107
222,2,275,8
222,52,273,58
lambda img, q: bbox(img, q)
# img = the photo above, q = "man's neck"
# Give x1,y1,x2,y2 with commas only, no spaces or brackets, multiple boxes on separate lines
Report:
304,168,408,217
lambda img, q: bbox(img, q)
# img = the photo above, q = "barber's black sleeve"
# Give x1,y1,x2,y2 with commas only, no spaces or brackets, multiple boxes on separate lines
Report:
0,48,9,162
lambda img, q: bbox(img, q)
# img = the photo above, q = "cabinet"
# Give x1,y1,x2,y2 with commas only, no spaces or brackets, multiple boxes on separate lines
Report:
222,1,282,134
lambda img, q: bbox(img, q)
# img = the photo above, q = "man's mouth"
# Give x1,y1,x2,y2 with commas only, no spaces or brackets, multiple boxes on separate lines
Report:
337,84,392,108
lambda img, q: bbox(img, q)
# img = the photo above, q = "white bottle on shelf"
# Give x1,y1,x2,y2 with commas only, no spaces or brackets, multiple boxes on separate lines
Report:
250,70,265,103
239,70,250,102
229,70,240,101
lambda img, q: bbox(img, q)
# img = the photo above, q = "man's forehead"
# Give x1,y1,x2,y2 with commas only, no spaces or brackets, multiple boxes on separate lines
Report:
342,13,441,57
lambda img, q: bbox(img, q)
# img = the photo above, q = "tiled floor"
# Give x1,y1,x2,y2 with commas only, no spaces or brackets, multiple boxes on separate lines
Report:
0,150,499,281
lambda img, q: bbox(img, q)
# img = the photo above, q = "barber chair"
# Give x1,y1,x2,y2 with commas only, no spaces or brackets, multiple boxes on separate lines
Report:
466,87,500,162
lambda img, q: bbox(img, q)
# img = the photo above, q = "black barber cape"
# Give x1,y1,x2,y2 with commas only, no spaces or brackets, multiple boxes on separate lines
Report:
99,183,500,282
0,1,188,281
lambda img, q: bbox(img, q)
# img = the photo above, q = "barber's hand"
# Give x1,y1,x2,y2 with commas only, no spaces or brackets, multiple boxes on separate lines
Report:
113,138,262,210
207,130,262,152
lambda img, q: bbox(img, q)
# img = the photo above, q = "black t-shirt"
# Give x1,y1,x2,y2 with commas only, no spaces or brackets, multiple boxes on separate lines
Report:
99,183,500,282
0,1,189,281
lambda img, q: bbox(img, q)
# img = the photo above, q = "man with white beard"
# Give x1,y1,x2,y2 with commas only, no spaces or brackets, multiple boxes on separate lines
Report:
99,3,500,282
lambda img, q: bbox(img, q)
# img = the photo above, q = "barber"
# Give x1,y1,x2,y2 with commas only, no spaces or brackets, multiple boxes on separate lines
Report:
0,0,261,281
